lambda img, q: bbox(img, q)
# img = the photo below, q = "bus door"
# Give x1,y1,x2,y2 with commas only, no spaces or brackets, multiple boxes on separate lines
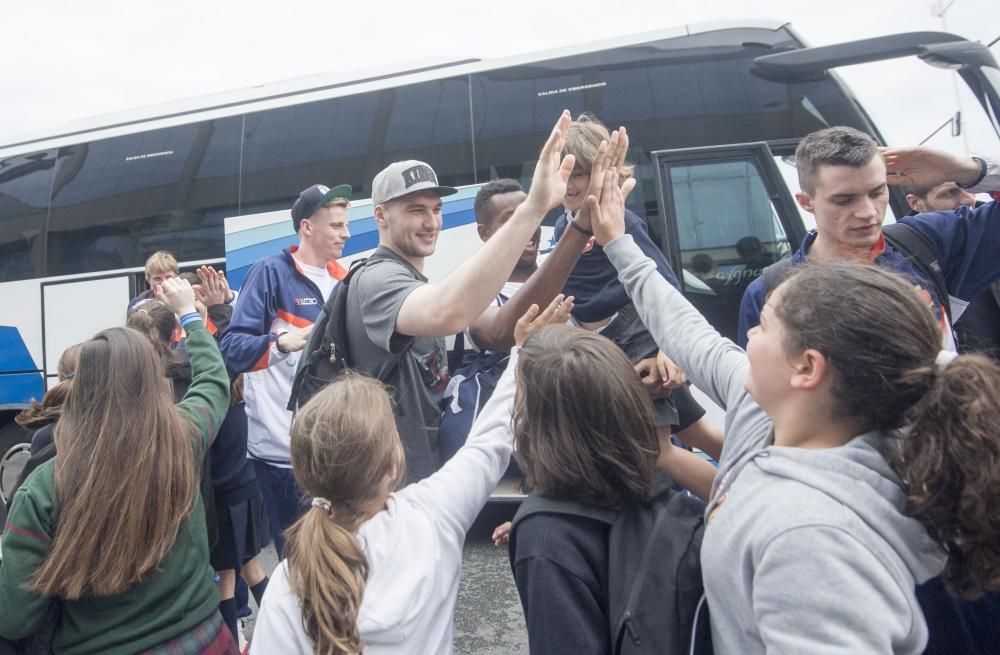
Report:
650,142,807,345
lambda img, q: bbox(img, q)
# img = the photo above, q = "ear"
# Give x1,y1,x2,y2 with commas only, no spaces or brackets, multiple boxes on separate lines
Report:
795,191,815,214
299,218,312,237
374,204,388,227
476,222,490,241
905,194,925,213
788,348,828,391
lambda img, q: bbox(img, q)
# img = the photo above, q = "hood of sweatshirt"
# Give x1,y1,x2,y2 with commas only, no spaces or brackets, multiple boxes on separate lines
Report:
752,431,946,585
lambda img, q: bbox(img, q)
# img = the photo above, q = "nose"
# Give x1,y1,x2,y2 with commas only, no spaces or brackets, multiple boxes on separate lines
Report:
855,197,879,220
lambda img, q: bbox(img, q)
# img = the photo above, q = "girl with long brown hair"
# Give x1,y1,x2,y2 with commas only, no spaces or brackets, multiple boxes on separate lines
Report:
589,168,1000,654
0,277,235,654
127,296,271,641
250,296,571,655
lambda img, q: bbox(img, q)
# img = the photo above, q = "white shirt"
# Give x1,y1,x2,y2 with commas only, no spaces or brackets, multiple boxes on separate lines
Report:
250,350,520,655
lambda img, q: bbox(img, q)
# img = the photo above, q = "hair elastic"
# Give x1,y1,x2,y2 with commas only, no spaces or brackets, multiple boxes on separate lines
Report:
311,497,333,514
935,350,958,371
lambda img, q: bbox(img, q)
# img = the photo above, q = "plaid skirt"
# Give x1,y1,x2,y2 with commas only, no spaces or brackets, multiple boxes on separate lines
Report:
138,612,237,655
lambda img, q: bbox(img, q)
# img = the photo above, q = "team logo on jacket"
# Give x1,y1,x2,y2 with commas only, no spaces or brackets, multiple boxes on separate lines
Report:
295,297,319,306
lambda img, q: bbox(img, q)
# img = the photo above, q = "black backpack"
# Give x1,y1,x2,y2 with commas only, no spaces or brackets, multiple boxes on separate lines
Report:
761,222,952,323
509,482,713,655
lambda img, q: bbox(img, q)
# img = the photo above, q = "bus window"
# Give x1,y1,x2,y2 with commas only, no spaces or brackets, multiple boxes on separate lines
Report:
652,143,802,343
0,150,54,282
240,77,475,216
45,118,241,277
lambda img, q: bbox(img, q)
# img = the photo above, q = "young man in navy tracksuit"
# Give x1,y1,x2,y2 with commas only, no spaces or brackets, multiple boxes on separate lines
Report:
219,183,351,555
738,128,1000,351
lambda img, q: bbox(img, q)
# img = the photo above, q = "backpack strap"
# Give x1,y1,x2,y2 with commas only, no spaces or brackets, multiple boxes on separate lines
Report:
760,257,795,300
882,221,952,323
508,493,618,558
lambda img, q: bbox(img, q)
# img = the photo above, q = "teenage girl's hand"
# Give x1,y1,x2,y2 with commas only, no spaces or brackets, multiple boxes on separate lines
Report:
514,294,574,346
157,277,198,316
523,111,577,216
589,168,637,246
882,146,984,189
493,521,512,546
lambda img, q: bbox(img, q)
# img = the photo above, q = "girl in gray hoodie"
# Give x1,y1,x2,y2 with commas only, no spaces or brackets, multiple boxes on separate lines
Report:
588,170,1000,654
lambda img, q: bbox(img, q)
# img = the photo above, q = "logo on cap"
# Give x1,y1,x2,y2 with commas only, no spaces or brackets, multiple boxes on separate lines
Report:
402,165,436,188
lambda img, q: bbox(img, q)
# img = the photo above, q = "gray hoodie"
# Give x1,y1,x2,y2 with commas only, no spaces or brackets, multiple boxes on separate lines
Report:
605,235,946,654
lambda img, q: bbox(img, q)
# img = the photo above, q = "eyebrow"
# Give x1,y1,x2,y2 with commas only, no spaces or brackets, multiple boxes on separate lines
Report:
831,183,886,200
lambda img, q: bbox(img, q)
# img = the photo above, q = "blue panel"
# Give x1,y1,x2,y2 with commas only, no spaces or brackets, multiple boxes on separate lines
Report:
0,326,38,372
0,372,45,405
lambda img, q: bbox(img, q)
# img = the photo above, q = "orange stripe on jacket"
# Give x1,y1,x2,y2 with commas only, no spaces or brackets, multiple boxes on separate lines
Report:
277,309,312,329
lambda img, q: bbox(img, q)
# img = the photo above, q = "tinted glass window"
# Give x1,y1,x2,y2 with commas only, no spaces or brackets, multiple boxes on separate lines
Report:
0,150,55,282
471,26,875,235
664,158,793,342
46,118,241,277
241,77,474,215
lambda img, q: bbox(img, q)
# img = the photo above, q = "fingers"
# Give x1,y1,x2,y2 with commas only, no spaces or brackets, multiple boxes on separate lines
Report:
536,293,567,325
610,127,628,170
557,153,576,184
657,354,670,383
539,110,572,162
585,194,601,225
621,177,637,202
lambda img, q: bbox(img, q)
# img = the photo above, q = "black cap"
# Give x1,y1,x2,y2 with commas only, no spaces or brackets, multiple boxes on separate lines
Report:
291,183,352,230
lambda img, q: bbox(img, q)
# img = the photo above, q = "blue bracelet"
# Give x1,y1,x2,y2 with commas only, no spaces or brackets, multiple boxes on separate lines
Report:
179,312,202,327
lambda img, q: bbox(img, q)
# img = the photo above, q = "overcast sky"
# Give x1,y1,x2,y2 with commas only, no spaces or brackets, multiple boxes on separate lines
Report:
3,0,999,154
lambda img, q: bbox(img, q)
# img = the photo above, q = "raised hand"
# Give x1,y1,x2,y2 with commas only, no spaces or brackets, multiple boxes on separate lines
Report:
589,168,637,246
524,111,576,216
882,146,983,190
194,265,230,307
576,127,629,233
513,293,574,346
157,277,198,317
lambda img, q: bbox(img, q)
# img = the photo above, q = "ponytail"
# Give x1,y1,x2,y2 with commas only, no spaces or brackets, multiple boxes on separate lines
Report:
285,503,368,655
286,372,405,654
896,353,1000,599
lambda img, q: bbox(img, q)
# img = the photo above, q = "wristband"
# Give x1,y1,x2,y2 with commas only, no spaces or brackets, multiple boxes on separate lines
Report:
568,220,592,237
273,330,290,354
179,312,201,328
957,156,988,189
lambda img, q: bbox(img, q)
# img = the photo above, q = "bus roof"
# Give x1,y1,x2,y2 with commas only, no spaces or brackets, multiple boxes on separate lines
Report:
0,18,789,155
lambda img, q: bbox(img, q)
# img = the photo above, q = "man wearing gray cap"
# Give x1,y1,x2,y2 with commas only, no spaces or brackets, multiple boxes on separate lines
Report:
345,111,575,482
220,182,352,554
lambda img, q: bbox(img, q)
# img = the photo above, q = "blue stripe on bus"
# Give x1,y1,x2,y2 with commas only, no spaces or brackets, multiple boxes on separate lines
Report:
0,372,45,406
225,194,479,291
0,326,37,372
0,326,44,406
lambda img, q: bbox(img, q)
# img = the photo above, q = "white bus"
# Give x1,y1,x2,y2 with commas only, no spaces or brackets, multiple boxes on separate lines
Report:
2,19,998,500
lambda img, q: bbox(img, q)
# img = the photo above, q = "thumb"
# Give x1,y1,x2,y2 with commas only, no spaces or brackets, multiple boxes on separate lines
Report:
621,177,637,202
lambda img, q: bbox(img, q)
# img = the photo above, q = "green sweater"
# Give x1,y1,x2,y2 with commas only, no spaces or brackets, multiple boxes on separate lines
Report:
0,320,231,655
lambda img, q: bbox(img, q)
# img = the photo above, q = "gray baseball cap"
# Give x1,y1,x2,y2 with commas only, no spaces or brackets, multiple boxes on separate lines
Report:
371,160,457,205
